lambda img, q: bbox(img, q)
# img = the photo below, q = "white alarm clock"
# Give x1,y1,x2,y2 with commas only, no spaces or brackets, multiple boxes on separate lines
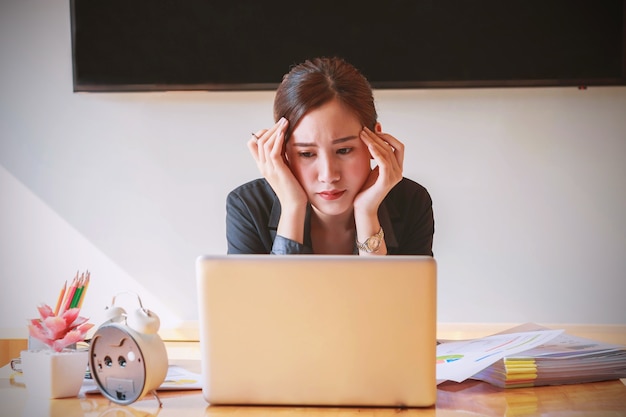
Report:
89,292,168,406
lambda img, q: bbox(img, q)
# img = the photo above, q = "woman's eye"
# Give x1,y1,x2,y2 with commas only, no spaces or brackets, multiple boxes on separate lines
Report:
337,148,352,155
298,151,315,158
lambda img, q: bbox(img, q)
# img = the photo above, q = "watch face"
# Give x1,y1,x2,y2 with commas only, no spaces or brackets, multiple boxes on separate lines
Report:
368,237,381,252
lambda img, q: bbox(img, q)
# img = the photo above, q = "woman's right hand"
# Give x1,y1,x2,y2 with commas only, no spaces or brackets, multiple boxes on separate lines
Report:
248,117,308,210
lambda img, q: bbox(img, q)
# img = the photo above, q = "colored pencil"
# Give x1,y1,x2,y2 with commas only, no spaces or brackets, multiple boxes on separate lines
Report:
70,275,84,309
53,280,67,315
77,272,90,309
61,274,79,314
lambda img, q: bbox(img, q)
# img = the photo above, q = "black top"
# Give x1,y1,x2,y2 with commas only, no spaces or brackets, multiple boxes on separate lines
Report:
226,177,434,255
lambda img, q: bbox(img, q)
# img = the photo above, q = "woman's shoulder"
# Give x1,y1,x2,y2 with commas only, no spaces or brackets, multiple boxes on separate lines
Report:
227,178,277,205
392,177,430,195
386,177,433,208
229,178,271,194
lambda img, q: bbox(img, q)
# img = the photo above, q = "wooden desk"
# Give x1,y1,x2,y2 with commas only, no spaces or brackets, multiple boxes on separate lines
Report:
2,364,625,416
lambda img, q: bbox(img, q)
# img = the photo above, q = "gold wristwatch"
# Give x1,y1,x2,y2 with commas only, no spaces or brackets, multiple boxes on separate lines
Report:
355,227,384,253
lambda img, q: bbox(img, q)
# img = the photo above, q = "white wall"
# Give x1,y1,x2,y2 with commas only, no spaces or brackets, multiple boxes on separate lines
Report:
1,0,625,339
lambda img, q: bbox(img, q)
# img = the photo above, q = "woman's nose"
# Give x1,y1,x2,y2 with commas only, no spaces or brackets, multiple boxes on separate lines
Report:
318,157,340,183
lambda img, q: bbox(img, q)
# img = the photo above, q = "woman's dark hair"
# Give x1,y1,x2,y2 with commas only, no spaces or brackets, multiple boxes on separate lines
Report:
273,57,377,140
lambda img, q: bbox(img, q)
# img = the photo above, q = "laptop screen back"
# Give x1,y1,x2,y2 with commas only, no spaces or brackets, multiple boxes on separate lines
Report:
195,254,437,407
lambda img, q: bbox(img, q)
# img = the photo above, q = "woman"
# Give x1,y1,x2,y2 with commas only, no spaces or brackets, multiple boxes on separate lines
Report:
226,57,434,255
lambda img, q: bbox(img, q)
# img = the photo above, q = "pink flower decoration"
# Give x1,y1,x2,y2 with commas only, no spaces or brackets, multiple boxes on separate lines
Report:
28,303,94,352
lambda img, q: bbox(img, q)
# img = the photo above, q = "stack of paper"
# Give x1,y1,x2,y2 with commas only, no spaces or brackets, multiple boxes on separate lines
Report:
436,328,564,384
436,324,626,388
471,332,626,388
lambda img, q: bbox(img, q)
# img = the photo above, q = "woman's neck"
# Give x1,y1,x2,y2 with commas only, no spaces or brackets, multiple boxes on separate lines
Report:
310,210,355,254
311,208,354,232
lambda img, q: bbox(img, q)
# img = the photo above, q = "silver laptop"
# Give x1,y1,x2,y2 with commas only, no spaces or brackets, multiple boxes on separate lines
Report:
195,254,437,408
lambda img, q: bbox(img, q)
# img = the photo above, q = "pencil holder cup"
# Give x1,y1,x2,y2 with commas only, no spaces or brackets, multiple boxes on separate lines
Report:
20,348,89,399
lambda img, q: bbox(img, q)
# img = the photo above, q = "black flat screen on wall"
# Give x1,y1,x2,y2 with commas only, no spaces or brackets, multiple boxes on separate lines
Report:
70,0,626,92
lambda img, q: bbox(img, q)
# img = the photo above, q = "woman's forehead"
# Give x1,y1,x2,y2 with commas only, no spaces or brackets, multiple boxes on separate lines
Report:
290,101,362,143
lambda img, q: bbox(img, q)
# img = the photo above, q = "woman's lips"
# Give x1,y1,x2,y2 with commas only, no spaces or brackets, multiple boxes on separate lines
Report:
318,190,346,201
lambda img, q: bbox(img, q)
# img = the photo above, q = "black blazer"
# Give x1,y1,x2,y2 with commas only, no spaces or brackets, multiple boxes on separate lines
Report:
226,177,434,255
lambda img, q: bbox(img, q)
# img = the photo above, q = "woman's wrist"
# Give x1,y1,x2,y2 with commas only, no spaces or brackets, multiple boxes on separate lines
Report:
354,209,387,255
276,203,307,245
355,227,385,254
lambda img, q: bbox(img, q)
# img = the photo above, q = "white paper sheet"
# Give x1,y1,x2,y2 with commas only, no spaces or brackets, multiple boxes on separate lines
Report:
80,364,202,395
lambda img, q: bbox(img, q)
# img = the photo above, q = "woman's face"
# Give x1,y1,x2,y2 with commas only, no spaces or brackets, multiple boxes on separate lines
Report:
285,98,372,217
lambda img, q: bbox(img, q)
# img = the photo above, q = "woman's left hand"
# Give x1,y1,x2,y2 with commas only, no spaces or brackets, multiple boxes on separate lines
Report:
353,127,404,215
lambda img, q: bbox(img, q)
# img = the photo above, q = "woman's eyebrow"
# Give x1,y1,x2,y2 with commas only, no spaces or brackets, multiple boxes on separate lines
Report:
291,135,359,147
333,135,359,144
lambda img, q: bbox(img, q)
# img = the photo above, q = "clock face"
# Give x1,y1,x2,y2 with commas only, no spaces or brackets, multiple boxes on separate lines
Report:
90,324,147,404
